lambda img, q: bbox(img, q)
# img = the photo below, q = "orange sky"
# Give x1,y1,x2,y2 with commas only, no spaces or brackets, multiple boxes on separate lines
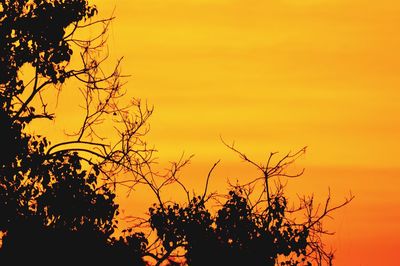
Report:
38,0,400,265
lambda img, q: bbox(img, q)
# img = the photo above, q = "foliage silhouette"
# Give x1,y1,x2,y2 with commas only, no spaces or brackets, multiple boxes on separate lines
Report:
146,147,353,266
0,1,353,265
0,0,149,265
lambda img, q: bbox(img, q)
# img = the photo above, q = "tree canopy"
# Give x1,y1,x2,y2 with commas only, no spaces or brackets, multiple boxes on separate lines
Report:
0,1,352,265
0,0,148,265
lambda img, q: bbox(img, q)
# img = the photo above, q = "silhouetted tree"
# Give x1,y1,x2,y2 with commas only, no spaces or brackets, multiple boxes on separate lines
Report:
146,146,353,266
0,1,353,266
0,0,150,265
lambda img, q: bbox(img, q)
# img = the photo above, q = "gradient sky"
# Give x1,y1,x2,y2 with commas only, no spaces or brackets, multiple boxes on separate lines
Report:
43,0,400,265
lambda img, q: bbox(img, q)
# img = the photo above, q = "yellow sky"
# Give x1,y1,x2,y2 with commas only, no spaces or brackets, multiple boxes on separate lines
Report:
99,0,400,167
42,0,400,264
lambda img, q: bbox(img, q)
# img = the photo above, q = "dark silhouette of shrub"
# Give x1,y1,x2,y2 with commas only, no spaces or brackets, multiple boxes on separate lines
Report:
147,147,353,266
149,191,308,265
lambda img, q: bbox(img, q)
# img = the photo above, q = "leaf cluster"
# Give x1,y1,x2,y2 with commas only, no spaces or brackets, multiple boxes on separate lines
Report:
149,189,312,266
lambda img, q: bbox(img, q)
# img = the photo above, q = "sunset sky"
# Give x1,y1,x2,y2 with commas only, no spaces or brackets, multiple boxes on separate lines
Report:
45,0,400,265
